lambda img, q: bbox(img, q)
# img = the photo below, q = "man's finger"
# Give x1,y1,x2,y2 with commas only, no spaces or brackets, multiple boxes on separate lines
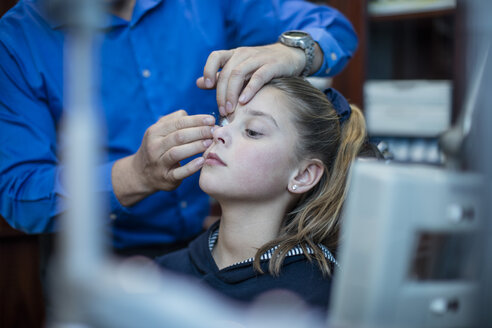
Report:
196,76,210,89
196,72,221,89
238,65,276,105
161,125,215,150
214,50,253,115
159,109,188,120
202,50,233,87
225,59,262,112
169,156,205,181
154,114,215,135
160,139,213,165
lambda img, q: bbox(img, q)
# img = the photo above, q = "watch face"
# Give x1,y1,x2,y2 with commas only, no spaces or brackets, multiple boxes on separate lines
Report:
285,31,307,38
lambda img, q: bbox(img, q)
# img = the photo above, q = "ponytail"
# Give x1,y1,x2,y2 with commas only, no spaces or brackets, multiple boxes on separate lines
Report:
253,78,367,276
322,105,366,249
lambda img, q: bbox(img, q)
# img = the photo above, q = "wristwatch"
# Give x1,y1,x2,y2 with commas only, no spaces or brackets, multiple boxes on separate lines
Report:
278,30,316,77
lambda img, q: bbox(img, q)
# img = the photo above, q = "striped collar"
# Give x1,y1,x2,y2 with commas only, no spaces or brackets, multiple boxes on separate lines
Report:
208,227,338,267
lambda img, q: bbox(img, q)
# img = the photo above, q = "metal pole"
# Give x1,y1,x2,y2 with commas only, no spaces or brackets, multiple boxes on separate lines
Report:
49,0,106,325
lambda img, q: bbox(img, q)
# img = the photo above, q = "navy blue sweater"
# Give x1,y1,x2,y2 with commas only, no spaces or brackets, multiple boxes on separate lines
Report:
155,222,333,309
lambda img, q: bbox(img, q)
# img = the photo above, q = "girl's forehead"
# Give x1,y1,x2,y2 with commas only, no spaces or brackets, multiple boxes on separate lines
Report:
240,86,291,118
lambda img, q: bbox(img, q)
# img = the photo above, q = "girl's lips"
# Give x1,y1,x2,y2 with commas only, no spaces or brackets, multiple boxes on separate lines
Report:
204,152,227,166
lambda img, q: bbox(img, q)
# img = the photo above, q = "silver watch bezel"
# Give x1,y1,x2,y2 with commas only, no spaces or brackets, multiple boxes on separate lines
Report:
279,30,315,77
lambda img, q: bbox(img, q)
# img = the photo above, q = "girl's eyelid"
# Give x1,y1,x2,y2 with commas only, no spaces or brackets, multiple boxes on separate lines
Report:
244,128,264,139
247,121,268,133
219,115,268,137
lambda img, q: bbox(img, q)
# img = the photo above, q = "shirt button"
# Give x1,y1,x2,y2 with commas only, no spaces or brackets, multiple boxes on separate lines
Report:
109,213,117,220
180,201,188,209
330,52,337,61
142,69,151,78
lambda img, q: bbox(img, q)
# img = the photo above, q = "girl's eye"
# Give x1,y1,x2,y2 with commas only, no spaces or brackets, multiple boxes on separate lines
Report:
245,129,263,138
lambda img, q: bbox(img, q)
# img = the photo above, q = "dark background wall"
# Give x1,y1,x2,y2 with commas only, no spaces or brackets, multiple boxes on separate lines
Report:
0,0,17,16
0,3,46,328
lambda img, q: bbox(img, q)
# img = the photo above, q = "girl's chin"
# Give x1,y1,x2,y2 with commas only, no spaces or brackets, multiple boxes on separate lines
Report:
198,181,236,202
198,180,221,197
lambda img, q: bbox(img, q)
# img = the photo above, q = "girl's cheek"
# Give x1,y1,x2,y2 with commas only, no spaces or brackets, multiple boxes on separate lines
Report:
240,149,287,172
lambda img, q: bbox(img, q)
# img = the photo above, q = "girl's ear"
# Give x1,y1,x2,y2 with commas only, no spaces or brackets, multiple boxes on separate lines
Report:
288,159,324,194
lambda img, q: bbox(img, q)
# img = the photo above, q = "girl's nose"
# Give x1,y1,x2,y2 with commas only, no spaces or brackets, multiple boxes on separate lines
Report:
212,125,227,144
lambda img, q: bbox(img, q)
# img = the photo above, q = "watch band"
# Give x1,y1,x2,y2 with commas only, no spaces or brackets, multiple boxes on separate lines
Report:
278,31,316,77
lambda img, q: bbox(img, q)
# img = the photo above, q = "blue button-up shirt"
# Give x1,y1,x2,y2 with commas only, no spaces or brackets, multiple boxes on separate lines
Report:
0,0,357,249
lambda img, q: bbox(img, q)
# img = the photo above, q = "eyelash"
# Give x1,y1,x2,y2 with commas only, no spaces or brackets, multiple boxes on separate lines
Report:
245,129,263,138
219,116,263,138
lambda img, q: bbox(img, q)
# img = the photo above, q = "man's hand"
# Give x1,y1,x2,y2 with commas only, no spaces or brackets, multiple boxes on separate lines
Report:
112,110,215,207
196,42,323,116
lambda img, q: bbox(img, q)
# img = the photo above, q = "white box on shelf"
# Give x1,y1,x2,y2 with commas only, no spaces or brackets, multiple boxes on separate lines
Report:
364,80,452,137
369,0,456,17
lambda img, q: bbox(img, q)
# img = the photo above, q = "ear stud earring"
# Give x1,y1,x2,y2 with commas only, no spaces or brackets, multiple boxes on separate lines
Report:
292,185,298,191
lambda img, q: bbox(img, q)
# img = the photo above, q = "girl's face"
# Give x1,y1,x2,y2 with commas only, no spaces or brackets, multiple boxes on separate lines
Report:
200,86,299,202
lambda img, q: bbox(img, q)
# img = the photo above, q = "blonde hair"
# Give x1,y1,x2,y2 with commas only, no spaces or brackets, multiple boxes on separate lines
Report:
253,77,366,276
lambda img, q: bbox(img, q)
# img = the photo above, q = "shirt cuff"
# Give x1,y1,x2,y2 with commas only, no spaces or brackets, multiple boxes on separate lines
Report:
100,160,130,217
303,27,350,77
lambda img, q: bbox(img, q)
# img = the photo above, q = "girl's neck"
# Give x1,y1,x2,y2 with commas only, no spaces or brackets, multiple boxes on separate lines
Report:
212,201,287,270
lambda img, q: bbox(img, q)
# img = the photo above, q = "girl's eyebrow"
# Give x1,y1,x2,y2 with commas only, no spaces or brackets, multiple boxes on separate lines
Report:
244,108,279,128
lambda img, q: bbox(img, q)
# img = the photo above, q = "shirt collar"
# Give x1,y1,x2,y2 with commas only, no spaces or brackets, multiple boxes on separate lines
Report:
31,0,162,30
130,0,161,27
208,226,338,267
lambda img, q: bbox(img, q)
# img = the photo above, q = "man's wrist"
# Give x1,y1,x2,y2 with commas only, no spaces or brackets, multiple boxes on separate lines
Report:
112,155,154,207
279,30,321,76
310,42,323,75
